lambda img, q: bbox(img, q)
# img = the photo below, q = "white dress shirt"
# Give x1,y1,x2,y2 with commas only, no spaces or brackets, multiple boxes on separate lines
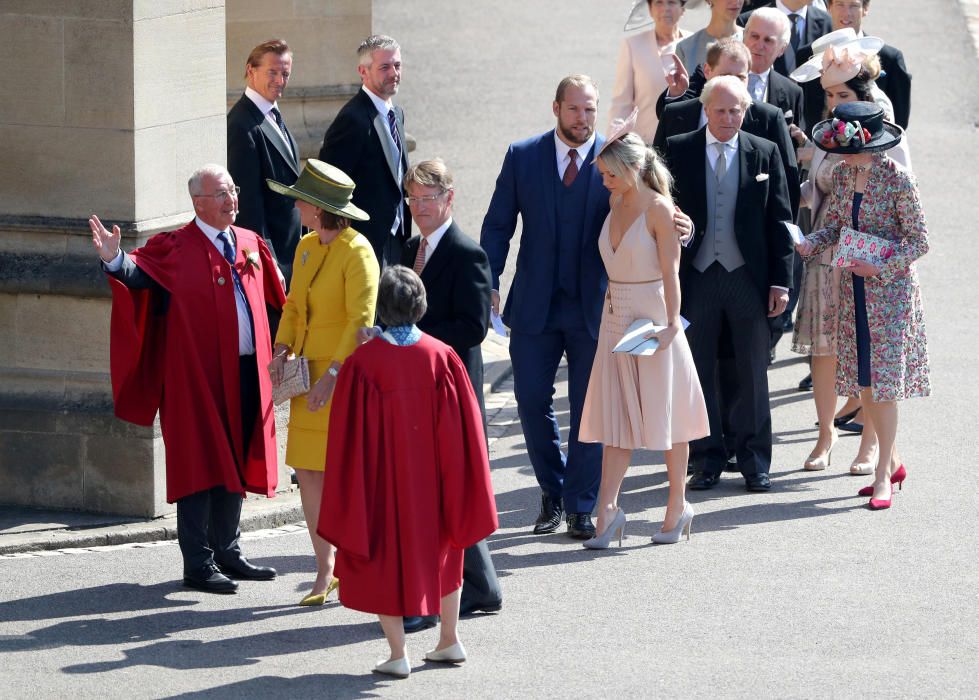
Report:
554,131,596,180
705,129,740,171
244,86,292,156
419,216,452,255
362,85,404,237
748,69,771,103
776,0,808,40
103,217,256,355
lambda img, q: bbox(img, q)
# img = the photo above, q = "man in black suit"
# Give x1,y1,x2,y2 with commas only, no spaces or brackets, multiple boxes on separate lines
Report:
319,34,410,268
744,8,808,348
797,0,911,129
398,158,502,632
654,38,800,217
662,77,794,492
739,0,833,75
744,8,808,134
227,39,302,284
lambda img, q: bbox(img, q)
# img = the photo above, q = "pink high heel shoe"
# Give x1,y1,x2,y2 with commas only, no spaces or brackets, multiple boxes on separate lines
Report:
858,464,907,497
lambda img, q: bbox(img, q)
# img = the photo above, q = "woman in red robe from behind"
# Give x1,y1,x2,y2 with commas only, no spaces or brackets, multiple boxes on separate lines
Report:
318,266,498,679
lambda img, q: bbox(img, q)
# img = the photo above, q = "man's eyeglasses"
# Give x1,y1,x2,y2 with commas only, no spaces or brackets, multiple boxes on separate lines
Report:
405,190,449,206
193,186,241,202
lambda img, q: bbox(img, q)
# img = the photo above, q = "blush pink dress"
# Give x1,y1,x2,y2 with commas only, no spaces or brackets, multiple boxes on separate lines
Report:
580,211,709,450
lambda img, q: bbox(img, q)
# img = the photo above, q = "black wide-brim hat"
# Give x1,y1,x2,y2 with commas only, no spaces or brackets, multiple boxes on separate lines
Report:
811,101,903,155
267,159,370,222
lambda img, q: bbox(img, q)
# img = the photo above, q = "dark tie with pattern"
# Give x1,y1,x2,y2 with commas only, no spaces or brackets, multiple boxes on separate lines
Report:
563,149,579,187
788,13,801,52
387,109,403,157
218,231,255,340
270,107,294,159
412,237,428,275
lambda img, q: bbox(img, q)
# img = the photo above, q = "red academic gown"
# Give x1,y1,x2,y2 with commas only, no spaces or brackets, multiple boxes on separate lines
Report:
318,333,499,617
107,221,287,502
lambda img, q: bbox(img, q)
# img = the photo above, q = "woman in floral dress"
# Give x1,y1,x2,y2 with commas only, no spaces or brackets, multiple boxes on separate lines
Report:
798,101,929,510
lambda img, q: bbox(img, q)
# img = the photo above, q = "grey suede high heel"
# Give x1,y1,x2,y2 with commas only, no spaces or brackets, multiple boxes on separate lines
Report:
582,508,626,549
652,502,694,544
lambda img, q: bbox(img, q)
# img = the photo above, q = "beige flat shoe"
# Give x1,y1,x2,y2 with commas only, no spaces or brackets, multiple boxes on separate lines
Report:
424,641,467,664
373,656,410,678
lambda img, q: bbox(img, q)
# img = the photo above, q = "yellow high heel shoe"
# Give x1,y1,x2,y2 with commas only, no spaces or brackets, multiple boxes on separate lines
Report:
298,577,340,606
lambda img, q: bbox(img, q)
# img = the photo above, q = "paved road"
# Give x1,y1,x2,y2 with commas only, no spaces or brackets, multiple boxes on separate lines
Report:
3,1,978,697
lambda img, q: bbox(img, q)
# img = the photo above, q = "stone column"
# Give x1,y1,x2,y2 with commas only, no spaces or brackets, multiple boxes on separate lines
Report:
225,1,372,158
0,2,228,517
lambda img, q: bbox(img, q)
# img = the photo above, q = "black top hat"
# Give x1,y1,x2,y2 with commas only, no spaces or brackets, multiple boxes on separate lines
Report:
811,101,903,155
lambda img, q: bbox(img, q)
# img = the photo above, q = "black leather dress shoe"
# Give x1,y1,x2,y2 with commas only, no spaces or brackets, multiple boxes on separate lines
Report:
183,564,238,594
403,615,439,633
798,373,813,391
217,557,277,580
744,473,772,492
566,513,596,539
723,455,739,473
688,471,721,490
533,493,564,534
459,599,503,616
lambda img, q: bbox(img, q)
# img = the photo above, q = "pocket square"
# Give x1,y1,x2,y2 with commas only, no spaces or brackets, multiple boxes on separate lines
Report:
755,173,770,182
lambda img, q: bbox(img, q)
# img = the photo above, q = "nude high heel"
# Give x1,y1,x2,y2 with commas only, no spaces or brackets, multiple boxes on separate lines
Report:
652,502,694,544
582,509,626,550
804,433,838,471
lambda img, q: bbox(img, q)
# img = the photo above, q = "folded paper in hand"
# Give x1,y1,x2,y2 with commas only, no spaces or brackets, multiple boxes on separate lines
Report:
832,225,894,269
612,317,690,356
272,355,310,406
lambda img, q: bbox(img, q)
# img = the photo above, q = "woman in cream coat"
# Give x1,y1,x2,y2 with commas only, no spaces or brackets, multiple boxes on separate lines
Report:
609,0,690,143
267,160,379,605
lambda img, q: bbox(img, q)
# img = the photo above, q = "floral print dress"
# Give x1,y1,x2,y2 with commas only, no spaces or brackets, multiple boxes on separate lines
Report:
804,153,931,402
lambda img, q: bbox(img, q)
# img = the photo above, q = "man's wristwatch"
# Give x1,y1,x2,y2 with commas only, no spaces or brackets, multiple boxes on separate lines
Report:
327,366,339,378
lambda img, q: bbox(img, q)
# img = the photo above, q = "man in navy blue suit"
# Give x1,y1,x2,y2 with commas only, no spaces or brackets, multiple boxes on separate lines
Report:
481,75,608,539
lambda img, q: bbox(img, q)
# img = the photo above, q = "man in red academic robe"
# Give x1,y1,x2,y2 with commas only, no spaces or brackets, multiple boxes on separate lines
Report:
90,163,287,594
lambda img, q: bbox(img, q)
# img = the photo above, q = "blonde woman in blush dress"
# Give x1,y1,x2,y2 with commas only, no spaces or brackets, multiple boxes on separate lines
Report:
579,126,709,547
609,0,691,143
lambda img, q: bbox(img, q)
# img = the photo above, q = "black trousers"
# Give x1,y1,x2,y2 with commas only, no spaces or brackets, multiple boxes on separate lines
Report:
177,354,259,575
683,264,773,476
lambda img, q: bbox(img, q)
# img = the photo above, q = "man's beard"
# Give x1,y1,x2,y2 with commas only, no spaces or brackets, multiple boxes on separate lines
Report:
559,122,593,147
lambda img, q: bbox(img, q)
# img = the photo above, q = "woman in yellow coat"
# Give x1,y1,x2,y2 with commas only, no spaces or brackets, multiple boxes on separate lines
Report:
267,160,379,605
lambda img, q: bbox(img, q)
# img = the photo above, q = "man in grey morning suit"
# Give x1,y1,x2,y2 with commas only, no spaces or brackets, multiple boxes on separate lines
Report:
662,77,795,493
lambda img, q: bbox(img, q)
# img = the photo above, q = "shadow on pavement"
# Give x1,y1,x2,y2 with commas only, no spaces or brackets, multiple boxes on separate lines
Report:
0,604,314,652
60,621,379,674
0,582,196,622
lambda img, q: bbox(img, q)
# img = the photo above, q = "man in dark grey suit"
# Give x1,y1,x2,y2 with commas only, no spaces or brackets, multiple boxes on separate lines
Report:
398,158,502,632
319,35,410,268
662,77,795,493
227,39,302,284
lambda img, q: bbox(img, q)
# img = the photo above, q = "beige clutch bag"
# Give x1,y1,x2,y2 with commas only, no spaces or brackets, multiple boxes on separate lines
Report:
272,355,309,406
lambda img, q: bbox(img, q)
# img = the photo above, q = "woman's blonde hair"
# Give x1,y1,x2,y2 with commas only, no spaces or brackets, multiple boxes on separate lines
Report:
598,132,673,201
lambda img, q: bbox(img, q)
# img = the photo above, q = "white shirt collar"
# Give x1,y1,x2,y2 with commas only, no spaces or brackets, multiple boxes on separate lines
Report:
705,128,740,151
195,216,227,246
420,217,453,253
244,86,276,116
776,0,808,19
362,84,394,116
553,131,596,176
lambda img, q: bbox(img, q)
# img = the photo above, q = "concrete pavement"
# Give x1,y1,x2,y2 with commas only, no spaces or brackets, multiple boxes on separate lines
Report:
2,0,978,697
